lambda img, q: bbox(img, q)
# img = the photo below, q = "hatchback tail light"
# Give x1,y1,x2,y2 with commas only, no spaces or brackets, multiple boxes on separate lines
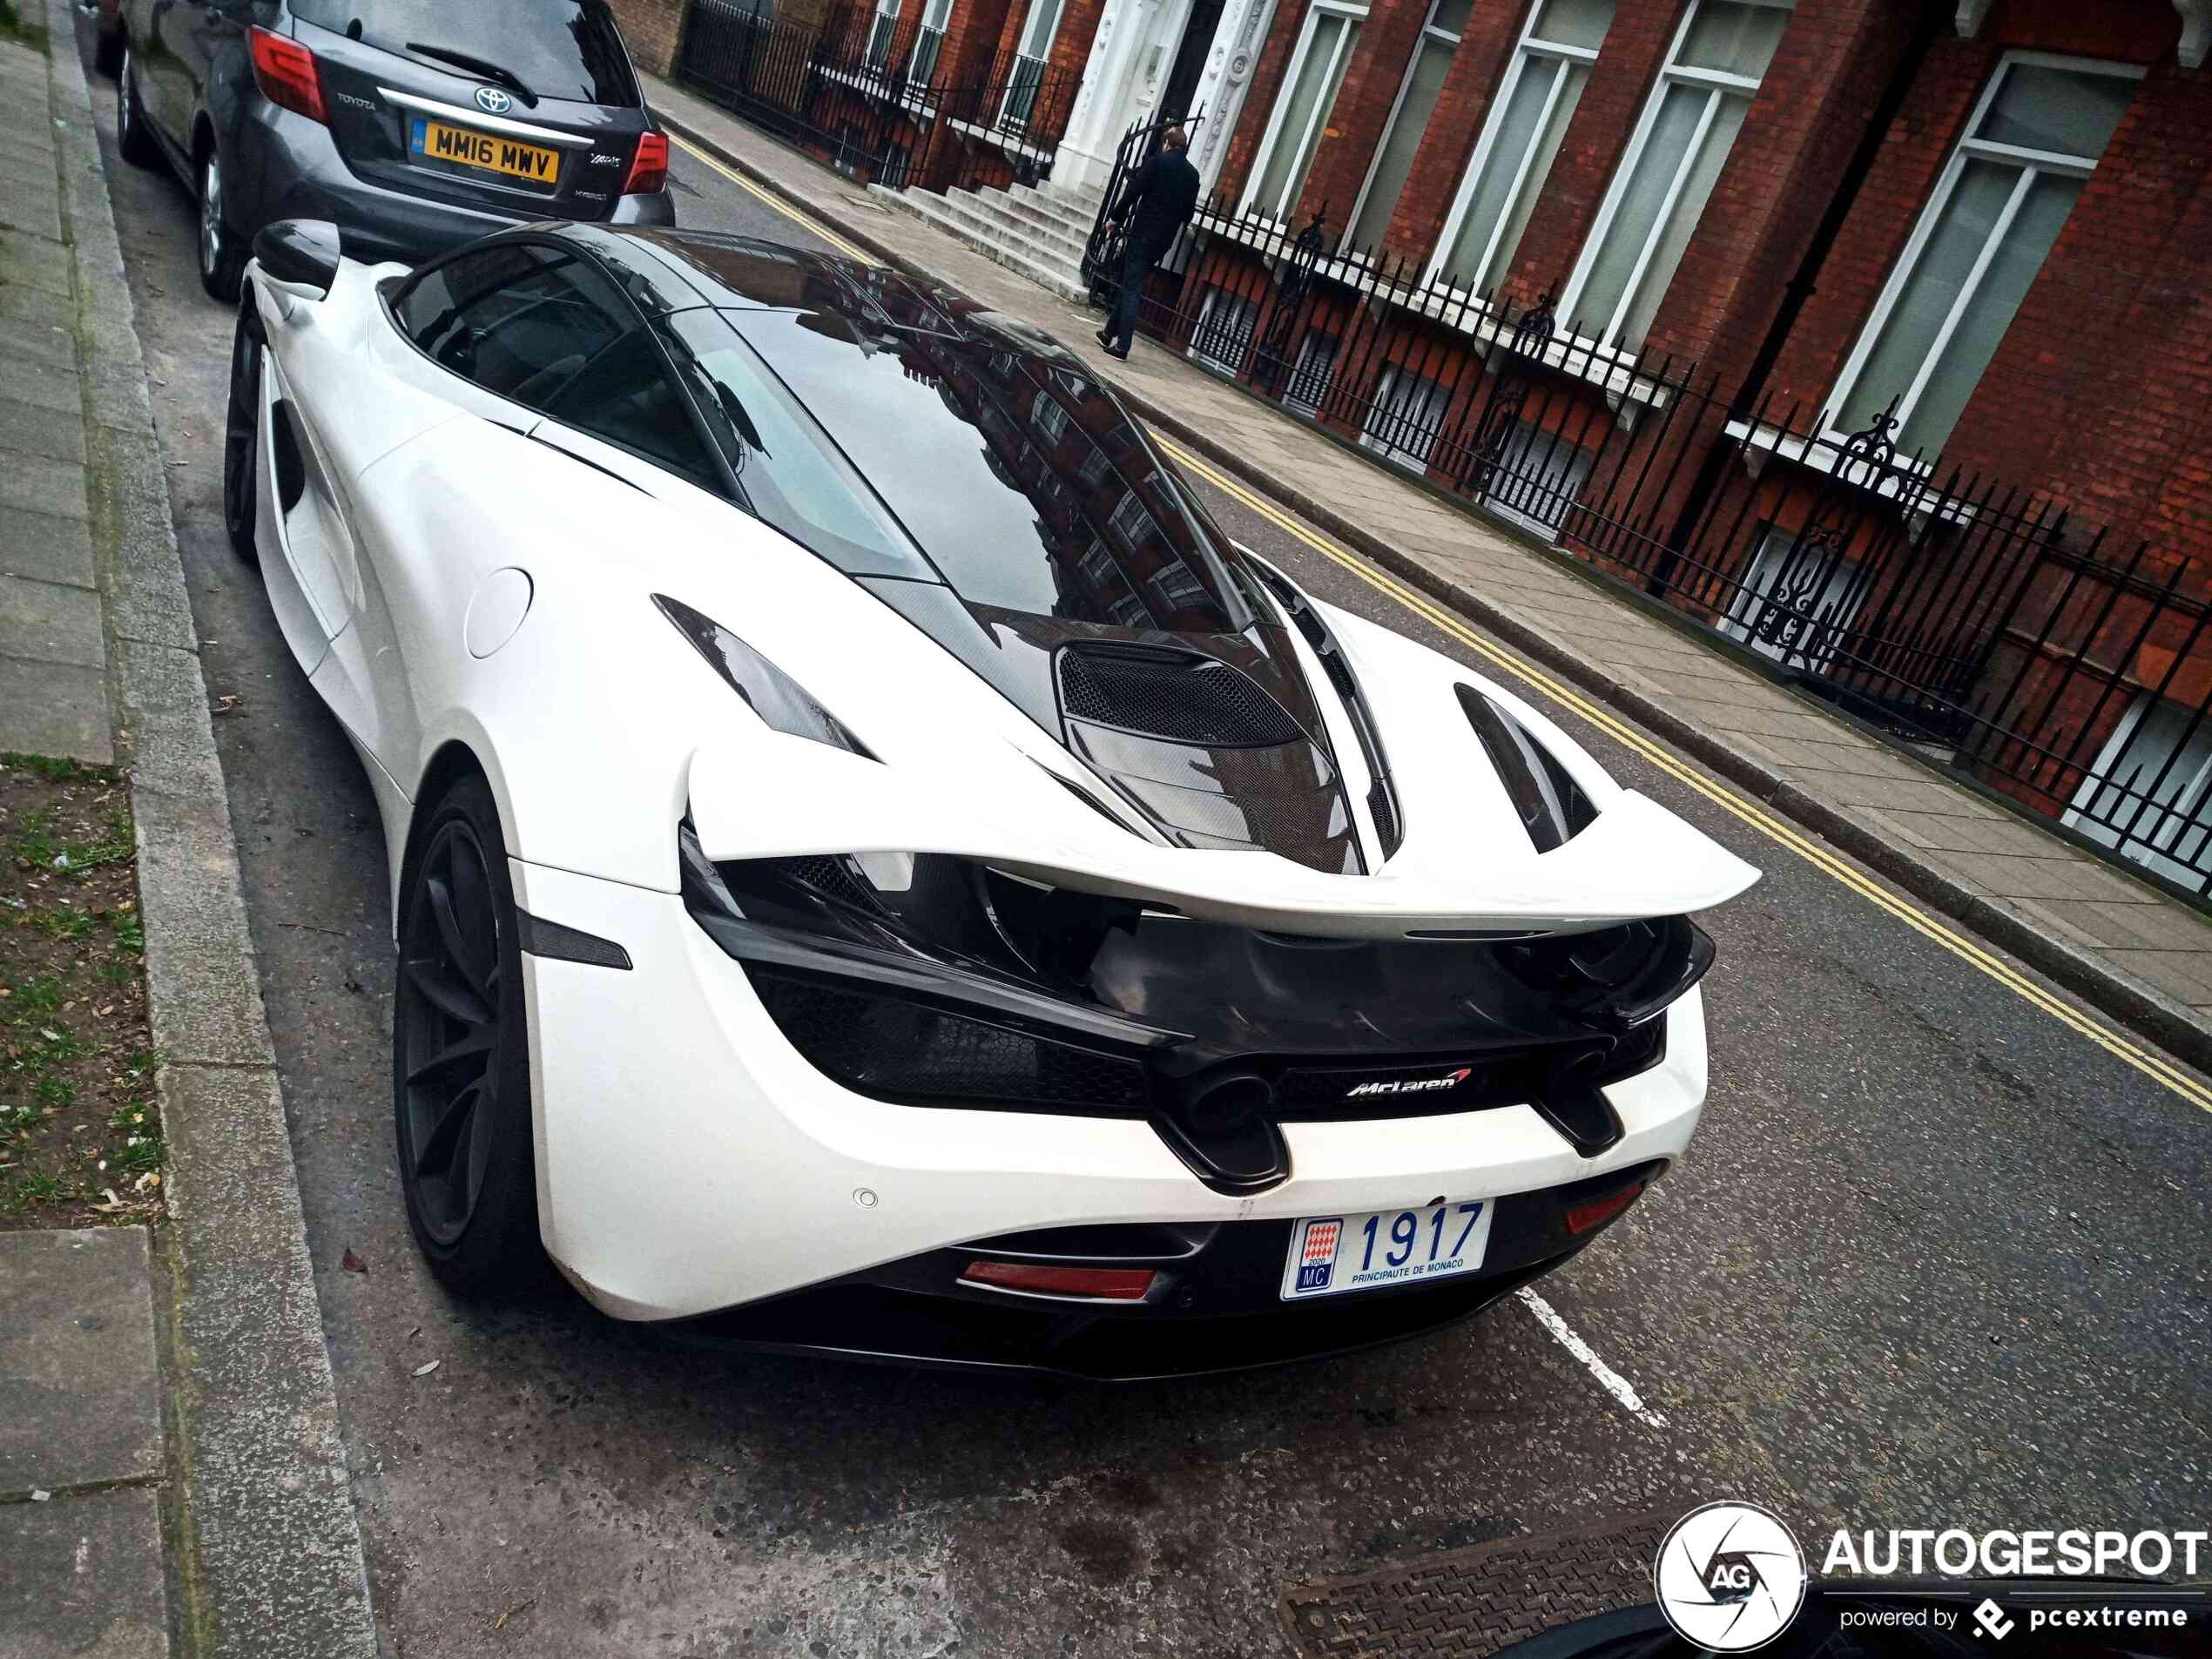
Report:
624,131,669,195
249,27,327,125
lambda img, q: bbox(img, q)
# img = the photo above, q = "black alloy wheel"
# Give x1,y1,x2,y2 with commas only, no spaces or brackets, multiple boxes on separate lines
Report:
393,775,543,1293
222,300,260,561
197,146,247,303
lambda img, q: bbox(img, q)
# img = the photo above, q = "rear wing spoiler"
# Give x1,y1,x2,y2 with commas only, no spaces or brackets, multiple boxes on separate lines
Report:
688,740,1760,940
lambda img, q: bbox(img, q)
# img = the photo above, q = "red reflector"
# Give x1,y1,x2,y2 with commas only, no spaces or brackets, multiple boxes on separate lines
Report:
624,131,669,195
1565,1183,1644,1236
250,27,327,125
961,1261,1155,1300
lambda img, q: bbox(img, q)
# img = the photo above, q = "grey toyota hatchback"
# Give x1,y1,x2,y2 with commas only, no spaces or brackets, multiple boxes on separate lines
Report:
116,0,675,301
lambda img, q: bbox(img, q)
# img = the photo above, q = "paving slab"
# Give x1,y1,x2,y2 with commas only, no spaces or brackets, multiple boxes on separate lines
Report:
0,392,85,463
0,321,78,374
0,1228,163,1495
0,570,105,666
0,651,110,761
0,451,87,521
0,224,75,294
0,504,95,588
0,1486,170,1659
0,347,83,415
0,187,63,247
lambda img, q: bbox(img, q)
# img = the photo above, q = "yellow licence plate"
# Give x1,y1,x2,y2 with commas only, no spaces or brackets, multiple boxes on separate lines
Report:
413,118,560,186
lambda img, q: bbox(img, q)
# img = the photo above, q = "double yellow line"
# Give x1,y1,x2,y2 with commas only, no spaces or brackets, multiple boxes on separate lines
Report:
667,133,878,263
666,127,2212,1114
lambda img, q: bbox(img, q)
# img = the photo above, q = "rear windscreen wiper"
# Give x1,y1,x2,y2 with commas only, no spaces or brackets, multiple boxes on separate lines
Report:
403,44,538,106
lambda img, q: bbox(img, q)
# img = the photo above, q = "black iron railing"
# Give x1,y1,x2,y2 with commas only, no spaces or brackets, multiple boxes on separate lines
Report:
678,0,1080,193
1076,157,2212,900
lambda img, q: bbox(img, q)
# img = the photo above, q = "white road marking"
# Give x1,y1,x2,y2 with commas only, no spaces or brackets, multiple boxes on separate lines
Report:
1515,1287,1668,1430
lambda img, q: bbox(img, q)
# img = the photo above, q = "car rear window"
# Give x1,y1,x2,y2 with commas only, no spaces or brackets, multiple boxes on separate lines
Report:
289,1,641,105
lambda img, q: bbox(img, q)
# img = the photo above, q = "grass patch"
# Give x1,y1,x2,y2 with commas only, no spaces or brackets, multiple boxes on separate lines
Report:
1,757,158,1227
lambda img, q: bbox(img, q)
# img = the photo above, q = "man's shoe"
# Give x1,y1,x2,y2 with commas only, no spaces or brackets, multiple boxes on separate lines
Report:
1103,343,1130,360
1095,328,1115,350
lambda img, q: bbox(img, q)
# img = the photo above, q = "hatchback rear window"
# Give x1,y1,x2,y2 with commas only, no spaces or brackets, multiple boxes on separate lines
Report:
289,1,641,105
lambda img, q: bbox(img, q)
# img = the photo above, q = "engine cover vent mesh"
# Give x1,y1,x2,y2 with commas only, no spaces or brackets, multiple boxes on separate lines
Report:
1058,649,1302,747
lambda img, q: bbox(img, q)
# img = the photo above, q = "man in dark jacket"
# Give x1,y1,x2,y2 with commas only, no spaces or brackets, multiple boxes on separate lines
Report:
1096,126,1201,360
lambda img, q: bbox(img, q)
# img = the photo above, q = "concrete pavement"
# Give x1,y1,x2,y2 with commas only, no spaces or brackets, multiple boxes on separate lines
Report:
0,9,377,1656
0,32,107,765
640,72,2212,1076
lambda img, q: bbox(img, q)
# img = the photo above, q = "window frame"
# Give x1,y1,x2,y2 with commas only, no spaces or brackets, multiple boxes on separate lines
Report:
1188,287,1260,376
1426,0,1611,294
1822,49,2141,453
1716,523,1871,673
867,0,903,68
1239,0,1370,225
2065,691,2212,889
1358,362,1451,470
1557,0,1792,354
909,0,954,81
383,234,741,502
1341,0,1469,253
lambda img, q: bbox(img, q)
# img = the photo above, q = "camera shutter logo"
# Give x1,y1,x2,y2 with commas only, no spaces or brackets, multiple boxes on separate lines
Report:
1653,1502,1807,1651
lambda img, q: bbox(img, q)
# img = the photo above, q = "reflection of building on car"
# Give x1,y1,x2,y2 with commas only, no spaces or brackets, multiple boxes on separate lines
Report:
110,0,673,303
224,216,1756,1378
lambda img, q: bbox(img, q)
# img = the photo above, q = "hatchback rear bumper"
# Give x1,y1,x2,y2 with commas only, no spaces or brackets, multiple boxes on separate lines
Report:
234,104,673,266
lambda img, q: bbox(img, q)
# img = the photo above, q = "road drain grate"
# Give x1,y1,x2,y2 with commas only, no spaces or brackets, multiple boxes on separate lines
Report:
1275,1512,1669,1658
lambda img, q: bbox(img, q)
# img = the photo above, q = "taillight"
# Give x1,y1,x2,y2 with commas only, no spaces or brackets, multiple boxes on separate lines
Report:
1564,1181,1644,1235
624,131,668,195
249,26,327,125
961,1262,1156,1301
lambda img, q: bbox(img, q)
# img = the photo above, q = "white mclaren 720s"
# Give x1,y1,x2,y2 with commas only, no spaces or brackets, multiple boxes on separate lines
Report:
224,216,1758,1379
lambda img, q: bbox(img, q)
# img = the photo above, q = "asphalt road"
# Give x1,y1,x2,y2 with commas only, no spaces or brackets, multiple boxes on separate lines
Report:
76,45,2212,1658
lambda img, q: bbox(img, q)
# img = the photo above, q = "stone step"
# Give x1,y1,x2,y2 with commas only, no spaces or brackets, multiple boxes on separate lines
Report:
946,188,1093,264
927,190,1092,278
1012,182,1107,238
872,186,1092,303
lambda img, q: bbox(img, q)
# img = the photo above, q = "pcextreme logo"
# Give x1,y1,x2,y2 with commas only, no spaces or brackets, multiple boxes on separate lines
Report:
1654,1502,1808,1652
1344,1067,1473,1100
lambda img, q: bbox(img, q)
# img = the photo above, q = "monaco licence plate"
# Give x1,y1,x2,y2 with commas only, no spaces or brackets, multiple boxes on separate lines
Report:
410,118,560,187
1281,1200,1494,1300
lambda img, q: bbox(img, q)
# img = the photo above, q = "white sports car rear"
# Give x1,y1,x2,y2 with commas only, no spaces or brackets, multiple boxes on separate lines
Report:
225,218,1757,1377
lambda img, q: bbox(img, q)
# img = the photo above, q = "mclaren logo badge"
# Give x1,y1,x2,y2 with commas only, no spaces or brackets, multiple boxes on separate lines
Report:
1345,1067,1473,1100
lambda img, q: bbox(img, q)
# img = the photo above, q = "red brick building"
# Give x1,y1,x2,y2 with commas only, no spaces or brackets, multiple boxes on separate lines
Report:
1171,0,2212,884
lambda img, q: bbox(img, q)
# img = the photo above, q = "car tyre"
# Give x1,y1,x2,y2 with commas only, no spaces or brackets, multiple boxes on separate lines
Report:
392,775,546,1297
221,299,260,562
196,147,247,303
117,47,158,169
